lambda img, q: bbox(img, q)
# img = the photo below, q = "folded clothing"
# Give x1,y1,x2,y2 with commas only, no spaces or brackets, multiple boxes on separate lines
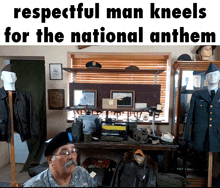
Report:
157,173,190,187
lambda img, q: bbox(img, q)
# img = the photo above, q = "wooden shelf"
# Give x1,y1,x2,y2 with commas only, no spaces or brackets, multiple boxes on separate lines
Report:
65,106,167,125
63,68,165,74
173,61,220,71
65,106,163,113
75,141,178,172
65,106,146,112
74,141,178,151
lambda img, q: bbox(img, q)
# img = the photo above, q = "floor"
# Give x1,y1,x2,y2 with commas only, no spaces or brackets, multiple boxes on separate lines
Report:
0,163,30,184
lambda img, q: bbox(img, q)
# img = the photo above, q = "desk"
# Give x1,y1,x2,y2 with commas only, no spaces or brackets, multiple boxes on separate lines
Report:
74,141,178,172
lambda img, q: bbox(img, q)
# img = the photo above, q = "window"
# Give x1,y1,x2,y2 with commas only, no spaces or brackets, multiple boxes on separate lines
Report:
67,52,171,123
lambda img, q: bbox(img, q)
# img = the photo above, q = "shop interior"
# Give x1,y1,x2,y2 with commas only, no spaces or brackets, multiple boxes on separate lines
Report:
0,45,220,187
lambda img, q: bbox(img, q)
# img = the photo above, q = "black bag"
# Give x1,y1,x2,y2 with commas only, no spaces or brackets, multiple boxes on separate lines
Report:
82,157,117,187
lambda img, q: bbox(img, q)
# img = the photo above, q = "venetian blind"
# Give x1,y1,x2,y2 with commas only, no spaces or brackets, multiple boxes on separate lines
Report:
71,55,168,121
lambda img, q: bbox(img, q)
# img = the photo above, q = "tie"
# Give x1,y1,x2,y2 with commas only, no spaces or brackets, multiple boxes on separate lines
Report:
211,90,215,99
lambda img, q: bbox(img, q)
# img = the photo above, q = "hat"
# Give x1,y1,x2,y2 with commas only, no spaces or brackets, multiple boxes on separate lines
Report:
205,62,220,75
44,131,74,157
177,54,193,61
1,64,16,73
86,61,102,69
196,45,216,54
125,65,139,70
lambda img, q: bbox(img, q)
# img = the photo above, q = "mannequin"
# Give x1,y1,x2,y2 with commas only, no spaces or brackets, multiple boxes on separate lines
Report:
196,45,216,61
184,62,220,152
1,64,20,186
206,70,220,94
1,68,17,91
0,64,40,142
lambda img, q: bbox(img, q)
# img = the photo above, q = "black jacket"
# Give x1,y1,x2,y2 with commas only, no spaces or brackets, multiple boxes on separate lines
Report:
111,151,157,187
184,89,220,152
0,87,40,142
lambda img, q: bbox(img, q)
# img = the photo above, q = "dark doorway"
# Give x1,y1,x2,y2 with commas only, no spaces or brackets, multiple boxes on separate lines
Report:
11,60,46,171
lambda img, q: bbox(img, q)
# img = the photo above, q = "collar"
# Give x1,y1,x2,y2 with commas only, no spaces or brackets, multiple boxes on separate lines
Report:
47,169,59,187
123,151,157,169
47,168,74,187
200,88,220,103
208,88,219,95
0,87,7,100
0,87,25,101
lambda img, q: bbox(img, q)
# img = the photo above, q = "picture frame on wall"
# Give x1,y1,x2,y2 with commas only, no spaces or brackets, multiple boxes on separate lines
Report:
110,90,135,109
48,89,65,110
49,63,63,80
73,90,97,107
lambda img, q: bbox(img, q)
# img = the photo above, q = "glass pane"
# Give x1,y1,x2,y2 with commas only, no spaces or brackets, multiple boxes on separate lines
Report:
175,70,206,136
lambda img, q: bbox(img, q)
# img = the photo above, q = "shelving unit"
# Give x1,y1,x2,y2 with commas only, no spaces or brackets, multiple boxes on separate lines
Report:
172,60,220,187
65,106,164,124
63,52,177,174
63,68,165,84
172,60,220,139
63,67,165,123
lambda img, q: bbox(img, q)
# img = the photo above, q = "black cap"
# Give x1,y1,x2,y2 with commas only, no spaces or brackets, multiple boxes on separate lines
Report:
1,64,16,73
205,62,220,75
125,65,139,70
177,54,193,61
44,131,74,157
86,61,102,69
196,45,216,54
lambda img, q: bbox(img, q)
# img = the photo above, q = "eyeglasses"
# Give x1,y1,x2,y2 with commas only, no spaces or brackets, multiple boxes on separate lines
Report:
54,148,78,158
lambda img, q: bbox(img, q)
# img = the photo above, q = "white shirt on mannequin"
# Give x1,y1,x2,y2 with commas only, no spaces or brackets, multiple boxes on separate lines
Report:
1,71,17,91
206,70,220,94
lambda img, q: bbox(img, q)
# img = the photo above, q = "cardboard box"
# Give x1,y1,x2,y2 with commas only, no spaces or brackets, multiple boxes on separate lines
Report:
102,98,117,109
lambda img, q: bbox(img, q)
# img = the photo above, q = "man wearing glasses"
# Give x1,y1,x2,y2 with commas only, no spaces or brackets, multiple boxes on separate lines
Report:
23,131,96,187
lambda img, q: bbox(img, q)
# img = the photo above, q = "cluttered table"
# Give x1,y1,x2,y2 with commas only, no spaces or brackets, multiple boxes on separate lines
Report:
74,141,178,150
74,140,179,172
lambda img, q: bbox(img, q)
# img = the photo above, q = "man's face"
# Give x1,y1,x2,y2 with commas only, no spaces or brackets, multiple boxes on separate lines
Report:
49,144,78,175
206,70,220,85
1,71,17,83
200,45,213,58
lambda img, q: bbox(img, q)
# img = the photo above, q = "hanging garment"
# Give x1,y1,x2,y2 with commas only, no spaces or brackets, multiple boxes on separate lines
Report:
82,157,117,187
111,150,158,187
184,88,220,152
0,87,40,142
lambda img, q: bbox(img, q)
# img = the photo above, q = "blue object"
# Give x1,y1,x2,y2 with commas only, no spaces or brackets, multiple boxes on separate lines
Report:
68,132,73,142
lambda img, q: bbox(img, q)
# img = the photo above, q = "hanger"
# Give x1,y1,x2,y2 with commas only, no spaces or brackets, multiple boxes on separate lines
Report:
134,149,145,158
134,149,145,164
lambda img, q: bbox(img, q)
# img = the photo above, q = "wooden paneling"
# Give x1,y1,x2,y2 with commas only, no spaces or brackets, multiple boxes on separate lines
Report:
187,177,207,187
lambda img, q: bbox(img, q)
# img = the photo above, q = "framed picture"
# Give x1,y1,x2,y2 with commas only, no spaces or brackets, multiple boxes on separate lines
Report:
110,90,135,109
48,89,65,110
49,63,63,80
73,90,97,107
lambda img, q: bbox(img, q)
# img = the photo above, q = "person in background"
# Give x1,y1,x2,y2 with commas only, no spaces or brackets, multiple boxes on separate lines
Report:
23,131,96,187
